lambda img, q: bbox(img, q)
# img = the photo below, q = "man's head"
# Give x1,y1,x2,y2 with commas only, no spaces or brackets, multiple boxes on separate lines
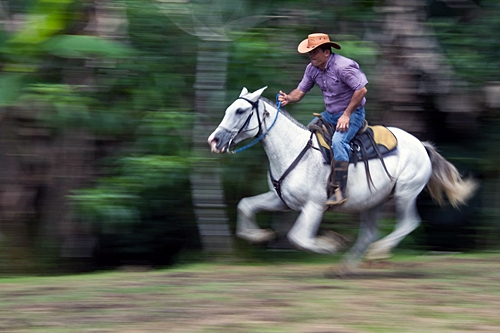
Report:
307,46,331,70
297,33,341,54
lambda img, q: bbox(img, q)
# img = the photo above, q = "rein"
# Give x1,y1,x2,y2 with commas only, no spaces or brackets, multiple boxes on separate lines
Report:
229,94,281,154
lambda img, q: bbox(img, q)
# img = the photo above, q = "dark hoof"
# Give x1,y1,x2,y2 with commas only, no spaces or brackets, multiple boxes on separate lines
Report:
324,264,358,279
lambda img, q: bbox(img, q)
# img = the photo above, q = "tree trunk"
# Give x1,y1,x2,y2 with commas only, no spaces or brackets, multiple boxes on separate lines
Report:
191,40,234,253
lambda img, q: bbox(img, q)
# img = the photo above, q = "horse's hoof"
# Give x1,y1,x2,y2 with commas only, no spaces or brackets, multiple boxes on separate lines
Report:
322,230,351,249
324,264,357,279
359,260,394,269
315,236,343,254
236,228,276,244
364,244,393,260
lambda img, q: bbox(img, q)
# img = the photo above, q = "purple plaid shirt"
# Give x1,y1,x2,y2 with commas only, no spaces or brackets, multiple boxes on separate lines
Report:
298,54,368,114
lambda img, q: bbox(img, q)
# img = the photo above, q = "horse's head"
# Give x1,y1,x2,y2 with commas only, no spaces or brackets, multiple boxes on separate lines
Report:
208,86,268,153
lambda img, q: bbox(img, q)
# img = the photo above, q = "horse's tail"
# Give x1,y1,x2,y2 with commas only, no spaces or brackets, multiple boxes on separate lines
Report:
422,141,478,208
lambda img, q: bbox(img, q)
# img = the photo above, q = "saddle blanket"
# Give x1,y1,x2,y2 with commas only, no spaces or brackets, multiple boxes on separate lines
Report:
309,117,398,165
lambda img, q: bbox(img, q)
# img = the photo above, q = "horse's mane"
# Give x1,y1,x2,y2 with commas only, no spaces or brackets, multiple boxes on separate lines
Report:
260,97,308,130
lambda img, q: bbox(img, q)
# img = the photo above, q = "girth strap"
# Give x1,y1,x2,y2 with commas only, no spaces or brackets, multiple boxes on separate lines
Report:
270,132,314,206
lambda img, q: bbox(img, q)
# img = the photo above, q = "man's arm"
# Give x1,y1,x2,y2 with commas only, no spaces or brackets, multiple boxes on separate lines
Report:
278,89,306,106
336,86,367,133
343,86,367,117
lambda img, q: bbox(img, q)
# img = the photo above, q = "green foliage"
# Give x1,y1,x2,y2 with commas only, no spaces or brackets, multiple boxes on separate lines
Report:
0,0,199,268
0,72,27,106
0,0,136,109
228,30,297,95
70,155,191,230
20,84,93,128
7,0,73,45
70,107,194,241
335,36,379,66
135,111,193,155
70,187,141,231
429,0,500,86
41,35,137,59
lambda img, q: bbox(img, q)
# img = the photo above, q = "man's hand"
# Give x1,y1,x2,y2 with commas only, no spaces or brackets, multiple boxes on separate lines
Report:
277,89,306,107
278,90,289,106
336,86,367,132
336,113,350,133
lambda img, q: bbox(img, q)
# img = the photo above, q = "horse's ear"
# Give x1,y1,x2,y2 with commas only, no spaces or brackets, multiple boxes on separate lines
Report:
248,86,268,102
239,87,248,97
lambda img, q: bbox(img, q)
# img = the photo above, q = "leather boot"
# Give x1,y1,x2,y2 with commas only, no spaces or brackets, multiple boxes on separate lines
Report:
326,161,349,205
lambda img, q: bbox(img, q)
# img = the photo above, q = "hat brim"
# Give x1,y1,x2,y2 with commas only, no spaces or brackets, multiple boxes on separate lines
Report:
297,39,341,54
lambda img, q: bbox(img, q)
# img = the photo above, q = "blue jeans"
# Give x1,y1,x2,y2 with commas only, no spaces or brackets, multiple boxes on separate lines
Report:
311,107,366,162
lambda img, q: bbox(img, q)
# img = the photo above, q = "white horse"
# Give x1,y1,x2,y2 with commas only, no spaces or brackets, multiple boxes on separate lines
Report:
208,87,478,273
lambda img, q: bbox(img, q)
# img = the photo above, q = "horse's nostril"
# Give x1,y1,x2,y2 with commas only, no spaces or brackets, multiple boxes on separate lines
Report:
208,132,219,147
209,138,220,153
208,129,232,153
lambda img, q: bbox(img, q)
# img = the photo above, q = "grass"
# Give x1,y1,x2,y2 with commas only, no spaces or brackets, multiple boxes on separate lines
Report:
2,251,500,332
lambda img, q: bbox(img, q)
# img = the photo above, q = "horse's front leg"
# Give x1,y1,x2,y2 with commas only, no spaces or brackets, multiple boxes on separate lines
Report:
236,191,288,243
287,201,343,254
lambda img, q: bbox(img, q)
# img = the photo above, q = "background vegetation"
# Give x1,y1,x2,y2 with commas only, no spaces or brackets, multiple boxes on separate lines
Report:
0,0,499,275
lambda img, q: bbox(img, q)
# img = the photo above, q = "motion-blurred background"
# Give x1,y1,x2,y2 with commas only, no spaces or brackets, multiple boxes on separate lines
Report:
0,0,498,275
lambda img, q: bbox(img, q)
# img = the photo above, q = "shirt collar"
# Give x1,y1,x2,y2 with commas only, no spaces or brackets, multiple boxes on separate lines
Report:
324,53,335,72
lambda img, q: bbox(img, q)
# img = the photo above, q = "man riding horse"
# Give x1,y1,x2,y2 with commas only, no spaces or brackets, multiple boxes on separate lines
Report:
278,33,368,206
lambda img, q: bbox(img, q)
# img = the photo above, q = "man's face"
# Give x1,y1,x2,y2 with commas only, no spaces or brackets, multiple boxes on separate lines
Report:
308,48,330,70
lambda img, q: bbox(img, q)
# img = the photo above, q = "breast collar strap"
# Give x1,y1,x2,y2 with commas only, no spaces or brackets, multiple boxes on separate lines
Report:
269,132,314,207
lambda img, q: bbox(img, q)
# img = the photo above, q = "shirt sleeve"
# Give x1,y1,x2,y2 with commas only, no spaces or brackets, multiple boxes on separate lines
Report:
297,64,315,93
339,63,368,91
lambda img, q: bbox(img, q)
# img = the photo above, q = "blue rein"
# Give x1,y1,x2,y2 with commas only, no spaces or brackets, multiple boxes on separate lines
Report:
230,94,281,154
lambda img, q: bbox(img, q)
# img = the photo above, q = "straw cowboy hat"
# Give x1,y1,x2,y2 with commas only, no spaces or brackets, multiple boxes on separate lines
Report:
297,33,341,54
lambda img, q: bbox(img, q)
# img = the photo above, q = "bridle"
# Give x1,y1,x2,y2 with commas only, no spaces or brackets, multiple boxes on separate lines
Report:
232,97,263,138
227,95,280,154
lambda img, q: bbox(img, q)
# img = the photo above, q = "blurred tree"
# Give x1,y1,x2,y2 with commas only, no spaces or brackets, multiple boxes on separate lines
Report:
158,0,271,253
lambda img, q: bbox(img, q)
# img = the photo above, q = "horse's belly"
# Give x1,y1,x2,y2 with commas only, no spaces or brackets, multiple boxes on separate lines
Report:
267,154,399,212
338,159,397,212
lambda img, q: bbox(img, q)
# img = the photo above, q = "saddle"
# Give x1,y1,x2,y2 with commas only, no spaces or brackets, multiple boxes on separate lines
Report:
308,114,397,190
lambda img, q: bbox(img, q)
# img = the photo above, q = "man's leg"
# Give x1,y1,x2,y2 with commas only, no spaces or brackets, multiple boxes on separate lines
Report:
326,108,366,205
326,159,349,205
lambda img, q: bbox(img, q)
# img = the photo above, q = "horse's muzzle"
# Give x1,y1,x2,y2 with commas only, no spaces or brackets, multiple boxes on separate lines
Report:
208,129,232,153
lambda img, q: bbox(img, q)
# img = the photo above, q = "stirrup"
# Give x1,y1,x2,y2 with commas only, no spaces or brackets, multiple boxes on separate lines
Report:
326,188,347,206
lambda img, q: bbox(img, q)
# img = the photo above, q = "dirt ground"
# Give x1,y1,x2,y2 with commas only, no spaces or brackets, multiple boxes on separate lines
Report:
1,252,500,332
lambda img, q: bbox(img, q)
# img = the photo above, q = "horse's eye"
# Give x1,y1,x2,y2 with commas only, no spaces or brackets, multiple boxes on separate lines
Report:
235,108,246,114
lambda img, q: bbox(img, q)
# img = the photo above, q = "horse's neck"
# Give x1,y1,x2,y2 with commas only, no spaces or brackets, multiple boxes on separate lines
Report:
260,103,313,175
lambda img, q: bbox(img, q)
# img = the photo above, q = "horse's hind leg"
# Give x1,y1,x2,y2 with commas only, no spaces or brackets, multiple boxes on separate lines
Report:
329,204,381,275
365,195,422,260
236,191,288,243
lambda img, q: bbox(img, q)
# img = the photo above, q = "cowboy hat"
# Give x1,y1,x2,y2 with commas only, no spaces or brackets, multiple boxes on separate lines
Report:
297,33,341,54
